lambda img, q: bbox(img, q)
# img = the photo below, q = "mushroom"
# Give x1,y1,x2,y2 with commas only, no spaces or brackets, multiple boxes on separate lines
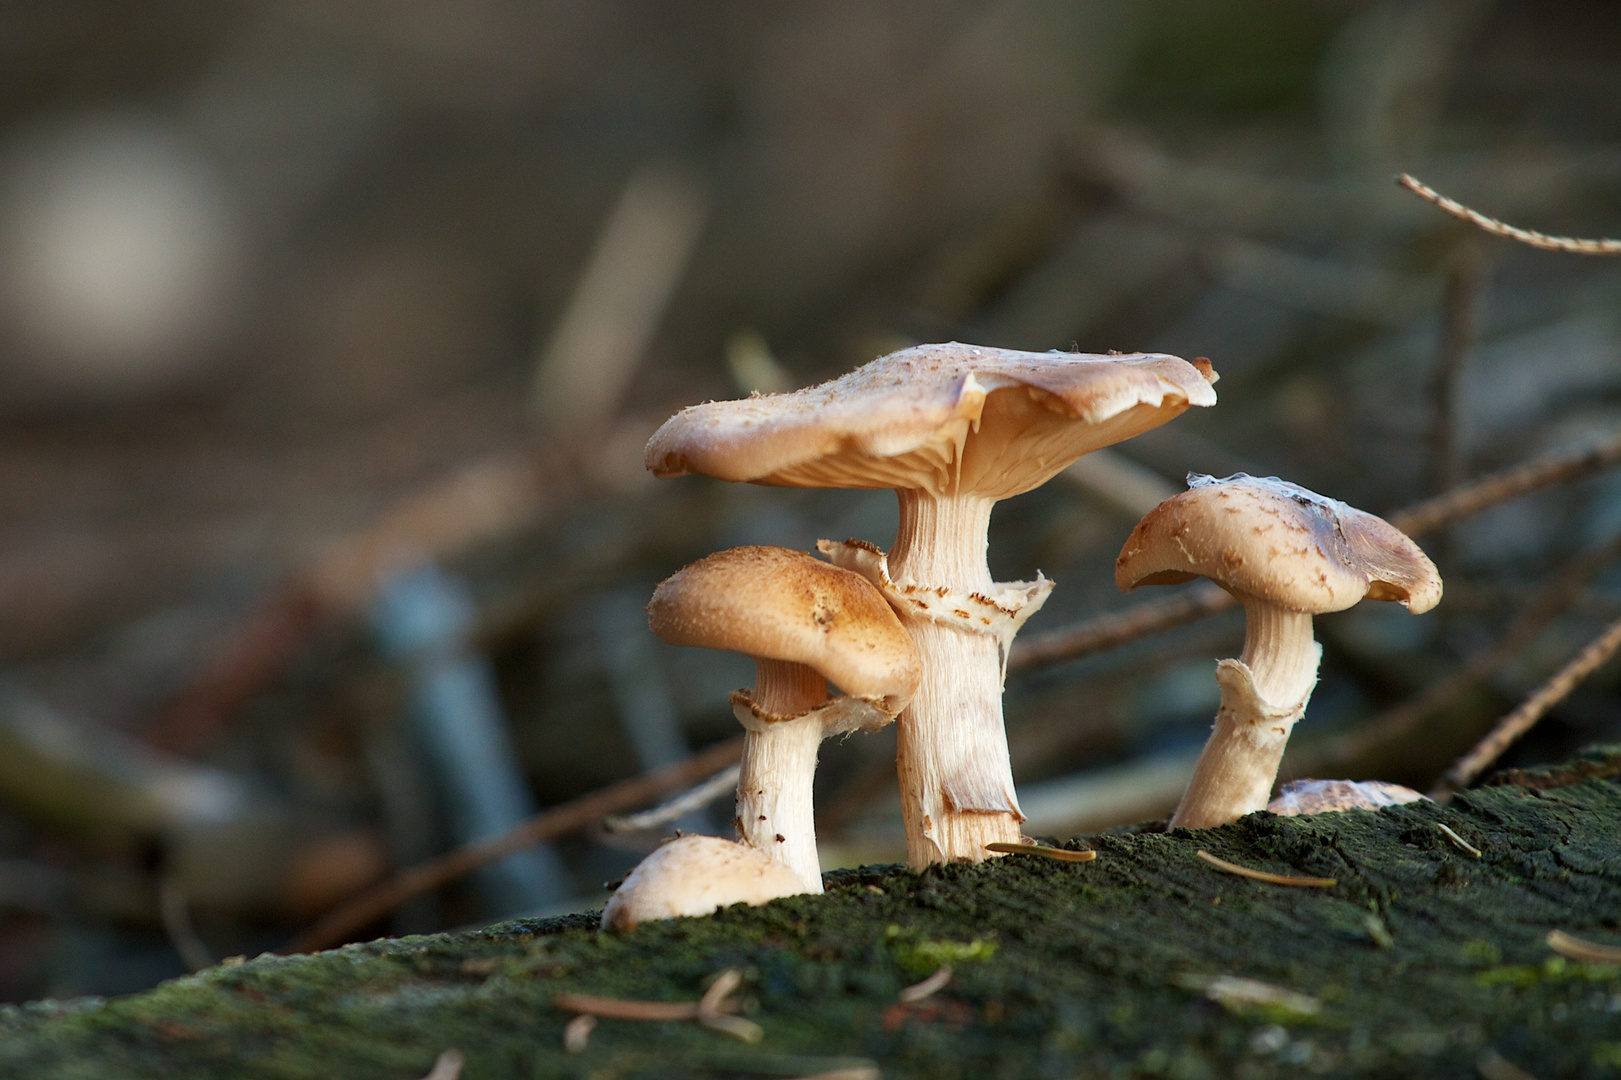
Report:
1266,779,1427,816
647,546,920,891
601,834,806,930
647,342,1217,866
1115,473,1441,829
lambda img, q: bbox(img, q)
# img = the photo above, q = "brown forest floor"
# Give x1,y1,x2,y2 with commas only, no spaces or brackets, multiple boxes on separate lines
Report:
3,749,1621,1080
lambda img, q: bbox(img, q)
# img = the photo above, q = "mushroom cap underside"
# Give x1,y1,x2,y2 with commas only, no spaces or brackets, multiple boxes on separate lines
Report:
600,835,807,930
645,342,1217,500
647,545,921,711
1114,473,1442,614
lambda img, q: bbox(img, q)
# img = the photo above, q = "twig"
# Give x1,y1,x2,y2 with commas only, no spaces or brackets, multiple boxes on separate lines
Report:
1436,823,1482,858
1431,612,1621,799
1302,530,1621,771
553,993,713,1021
897,965,953,1003
1010,581,1234,672
603,764,740,833
1194,850,1336,888
148,448,571,756
562,1014,596,1053
1545,929,1621,964
983,842,1096,863
1398,174,1621,255
419,1050,464,1080
1010,430,1621,672
284,736,744,954
1387,431,1621,537
697,969,763,1042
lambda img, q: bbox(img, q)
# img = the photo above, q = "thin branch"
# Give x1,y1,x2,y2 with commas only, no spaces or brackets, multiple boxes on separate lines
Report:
603,764,740,833
1387,430,1621,537
1010,430,1621,672
284,736,744,954
1431,612,1621,799
1297,529,1621,772
1398,174,1621,254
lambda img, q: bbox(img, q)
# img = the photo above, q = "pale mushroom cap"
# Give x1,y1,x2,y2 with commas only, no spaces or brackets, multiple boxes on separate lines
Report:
648,546,921,713
1267,778,1429,816
1115,474,1442,615
600,835,808,930
646,342,1218,501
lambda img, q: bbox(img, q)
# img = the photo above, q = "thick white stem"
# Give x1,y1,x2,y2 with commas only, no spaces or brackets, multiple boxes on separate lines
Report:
888,489,1022,866
1171,601,1320,830
734,659,827,892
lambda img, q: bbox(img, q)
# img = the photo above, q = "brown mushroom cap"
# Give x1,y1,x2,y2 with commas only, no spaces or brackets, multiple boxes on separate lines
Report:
647,545,921,712
646,342,1217,501
1115,474,1442,614
600,835,806,930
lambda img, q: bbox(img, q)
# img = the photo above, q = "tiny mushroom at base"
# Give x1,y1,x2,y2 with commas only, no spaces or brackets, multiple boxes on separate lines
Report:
1266,779,1429,816
647,342,1217,867
647,545,919,892
1115,474,1441,830
601,834,806,930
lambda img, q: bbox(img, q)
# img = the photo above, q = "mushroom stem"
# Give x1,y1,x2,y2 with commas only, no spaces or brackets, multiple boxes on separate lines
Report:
1170,599,1321,829
735,658,828,892
888,489,1022,866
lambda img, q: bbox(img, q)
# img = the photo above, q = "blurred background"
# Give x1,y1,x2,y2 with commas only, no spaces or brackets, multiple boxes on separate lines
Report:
0,0,1617,1001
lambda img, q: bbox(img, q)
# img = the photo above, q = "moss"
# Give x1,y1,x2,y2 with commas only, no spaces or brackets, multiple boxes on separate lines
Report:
3,749,1621,1078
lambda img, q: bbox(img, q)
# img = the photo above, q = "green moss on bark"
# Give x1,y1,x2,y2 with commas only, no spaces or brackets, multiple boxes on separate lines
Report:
4,749,1621,1079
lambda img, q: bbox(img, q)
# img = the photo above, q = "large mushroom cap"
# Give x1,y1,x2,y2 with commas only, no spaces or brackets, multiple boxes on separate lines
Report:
601,835,806,930
647,545,921,713
646,342,1217,501
1115,474,1442,615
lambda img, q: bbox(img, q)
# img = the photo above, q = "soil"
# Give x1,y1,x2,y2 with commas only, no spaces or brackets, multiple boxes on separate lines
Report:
3,747,1620,1079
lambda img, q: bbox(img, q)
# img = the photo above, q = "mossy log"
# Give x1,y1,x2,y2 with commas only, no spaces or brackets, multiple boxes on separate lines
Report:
5,749,1621,1079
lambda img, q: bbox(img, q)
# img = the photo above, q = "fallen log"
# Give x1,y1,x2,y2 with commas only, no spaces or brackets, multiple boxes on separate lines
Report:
4,747,1620,1079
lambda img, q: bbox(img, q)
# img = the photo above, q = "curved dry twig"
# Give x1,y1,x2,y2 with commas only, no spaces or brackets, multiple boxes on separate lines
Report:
1431,612,1621,799
1398,174,1621,254
1195,850,1337,888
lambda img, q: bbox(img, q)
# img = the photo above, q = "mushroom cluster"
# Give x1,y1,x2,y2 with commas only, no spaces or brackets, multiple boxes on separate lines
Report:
647,342,1217,866
600,344,1443,933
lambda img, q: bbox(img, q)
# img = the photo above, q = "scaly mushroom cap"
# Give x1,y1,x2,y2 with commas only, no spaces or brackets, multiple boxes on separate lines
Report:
1115,474,1442,615
1267,778,1428,816
647,546,921,715
601,835,806,930
646,342,1217,501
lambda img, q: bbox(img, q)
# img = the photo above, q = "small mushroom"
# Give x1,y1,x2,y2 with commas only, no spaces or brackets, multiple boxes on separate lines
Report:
1266,779,1428,816
601,835,806,930
1116,474,1441,829
648,546,919,891
647,342,1217,866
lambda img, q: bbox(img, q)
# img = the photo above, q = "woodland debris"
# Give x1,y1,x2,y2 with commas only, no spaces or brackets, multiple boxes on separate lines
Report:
1437,823,1482,857
1194,850,1337,888
897,965,953,1003
982,842,1095,862
1545,929,1621,965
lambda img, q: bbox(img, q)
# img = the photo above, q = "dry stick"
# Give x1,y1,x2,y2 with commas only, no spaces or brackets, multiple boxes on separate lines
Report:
148,448,571,756
983,842,1096,863
1194,850,1336,888
285,736,744,954
1299,529,1621,771
897,965,953,1003
1546,929,1621,965
1430,612,1621,800
1009,430,1621,672
1398,174,1621,255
